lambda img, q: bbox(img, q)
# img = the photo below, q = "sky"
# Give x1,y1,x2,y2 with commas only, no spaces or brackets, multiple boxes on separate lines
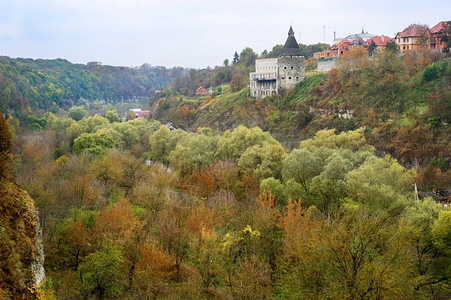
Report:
0,0,449,68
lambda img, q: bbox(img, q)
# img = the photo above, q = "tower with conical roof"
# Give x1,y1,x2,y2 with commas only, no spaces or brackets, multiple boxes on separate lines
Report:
280,26,303,57
249,25,305,98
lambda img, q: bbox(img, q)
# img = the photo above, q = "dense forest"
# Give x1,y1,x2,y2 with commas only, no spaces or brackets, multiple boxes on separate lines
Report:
3,111,450,299
0,43,450,299
0,57,187,116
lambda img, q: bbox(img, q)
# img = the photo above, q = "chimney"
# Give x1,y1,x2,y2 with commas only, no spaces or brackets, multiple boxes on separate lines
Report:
381,35,385,43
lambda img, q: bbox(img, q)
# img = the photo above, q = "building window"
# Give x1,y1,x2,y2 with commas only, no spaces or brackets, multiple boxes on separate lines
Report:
284,66,287,69
282,77,285,79
291,66,294,69
295,76,299,79
288,77,291,79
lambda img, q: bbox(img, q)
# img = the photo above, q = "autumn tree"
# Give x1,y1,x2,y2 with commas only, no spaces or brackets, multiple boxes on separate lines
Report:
0,112,12,179
336,45,371,87
230,73,246,92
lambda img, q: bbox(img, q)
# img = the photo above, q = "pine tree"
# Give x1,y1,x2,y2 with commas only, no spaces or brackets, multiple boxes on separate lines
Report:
368,40,377,57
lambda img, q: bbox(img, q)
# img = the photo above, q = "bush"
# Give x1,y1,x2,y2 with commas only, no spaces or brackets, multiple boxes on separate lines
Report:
423,63,438,81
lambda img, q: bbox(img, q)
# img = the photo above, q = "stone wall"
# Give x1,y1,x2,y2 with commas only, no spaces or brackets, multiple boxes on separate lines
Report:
317,59,337,72
277,56,305,91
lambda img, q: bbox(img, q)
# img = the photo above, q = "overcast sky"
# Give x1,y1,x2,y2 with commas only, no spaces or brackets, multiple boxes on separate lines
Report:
0,0,449,68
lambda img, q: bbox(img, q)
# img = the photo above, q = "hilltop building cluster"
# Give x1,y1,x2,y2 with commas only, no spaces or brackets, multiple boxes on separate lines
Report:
250,26,305,98
314,21,450,59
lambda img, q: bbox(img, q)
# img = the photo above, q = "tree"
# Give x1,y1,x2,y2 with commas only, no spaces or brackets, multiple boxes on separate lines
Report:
385,40,398,52
169,132,219,176
78,245,126,298
336,46,371,87
437,21,451,51
73,132,119,155
238,143,286,180
216,125,279,161
300,129,372,152
223,58,229,67
105,109,122,123
68,106,87,121
230,73,245,92
282,148,323,192
402,199,450,298
239,47,258,68
230,256,272,299
148,125,172,164
0,112,12,179
233,51,239,64
79,114,109,133
368,40,377,57
346,155,415,213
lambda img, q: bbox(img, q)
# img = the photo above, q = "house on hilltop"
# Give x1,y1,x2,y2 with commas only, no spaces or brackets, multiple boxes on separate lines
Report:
364,35,394,48
395,24,430,52
196,86,208,96
87,61,102,67
333,28,376,44
429,21,449,51
250,26,305,98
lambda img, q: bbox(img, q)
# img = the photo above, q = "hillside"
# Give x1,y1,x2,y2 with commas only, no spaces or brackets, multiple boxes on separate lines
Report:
1,47,450,299
150,48,450,177
0,57,187,116
0,112,44,299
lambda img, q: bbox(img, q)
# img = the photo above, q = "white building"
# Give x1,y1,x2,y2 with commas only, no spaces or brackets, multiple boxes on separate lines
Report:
250,26,305,98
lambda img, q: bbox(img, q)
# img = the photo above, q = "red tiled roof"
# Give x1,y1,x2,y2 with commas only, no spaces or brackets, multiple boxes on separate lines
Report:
397,24,427,38
430,21,448,34
337,39,351,47
365,35,394,47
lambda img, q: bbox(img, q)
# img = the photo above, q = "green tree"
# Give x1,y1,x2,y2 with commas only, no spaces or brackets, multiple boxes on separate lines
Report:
73,132,119,155
79,114,109,133
78,245,125,298
300,129,372,152
109,122,139,149
238,143,286,180
368,40,377,57
169,132,219,176
216,125,279,161
233,51,239,64
437,21,451,51
282,148,323,192
105,109,122,123
346,155,415,213
385,40,398,52
68,106,87,121
402,199,450,298
239,47,258,68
